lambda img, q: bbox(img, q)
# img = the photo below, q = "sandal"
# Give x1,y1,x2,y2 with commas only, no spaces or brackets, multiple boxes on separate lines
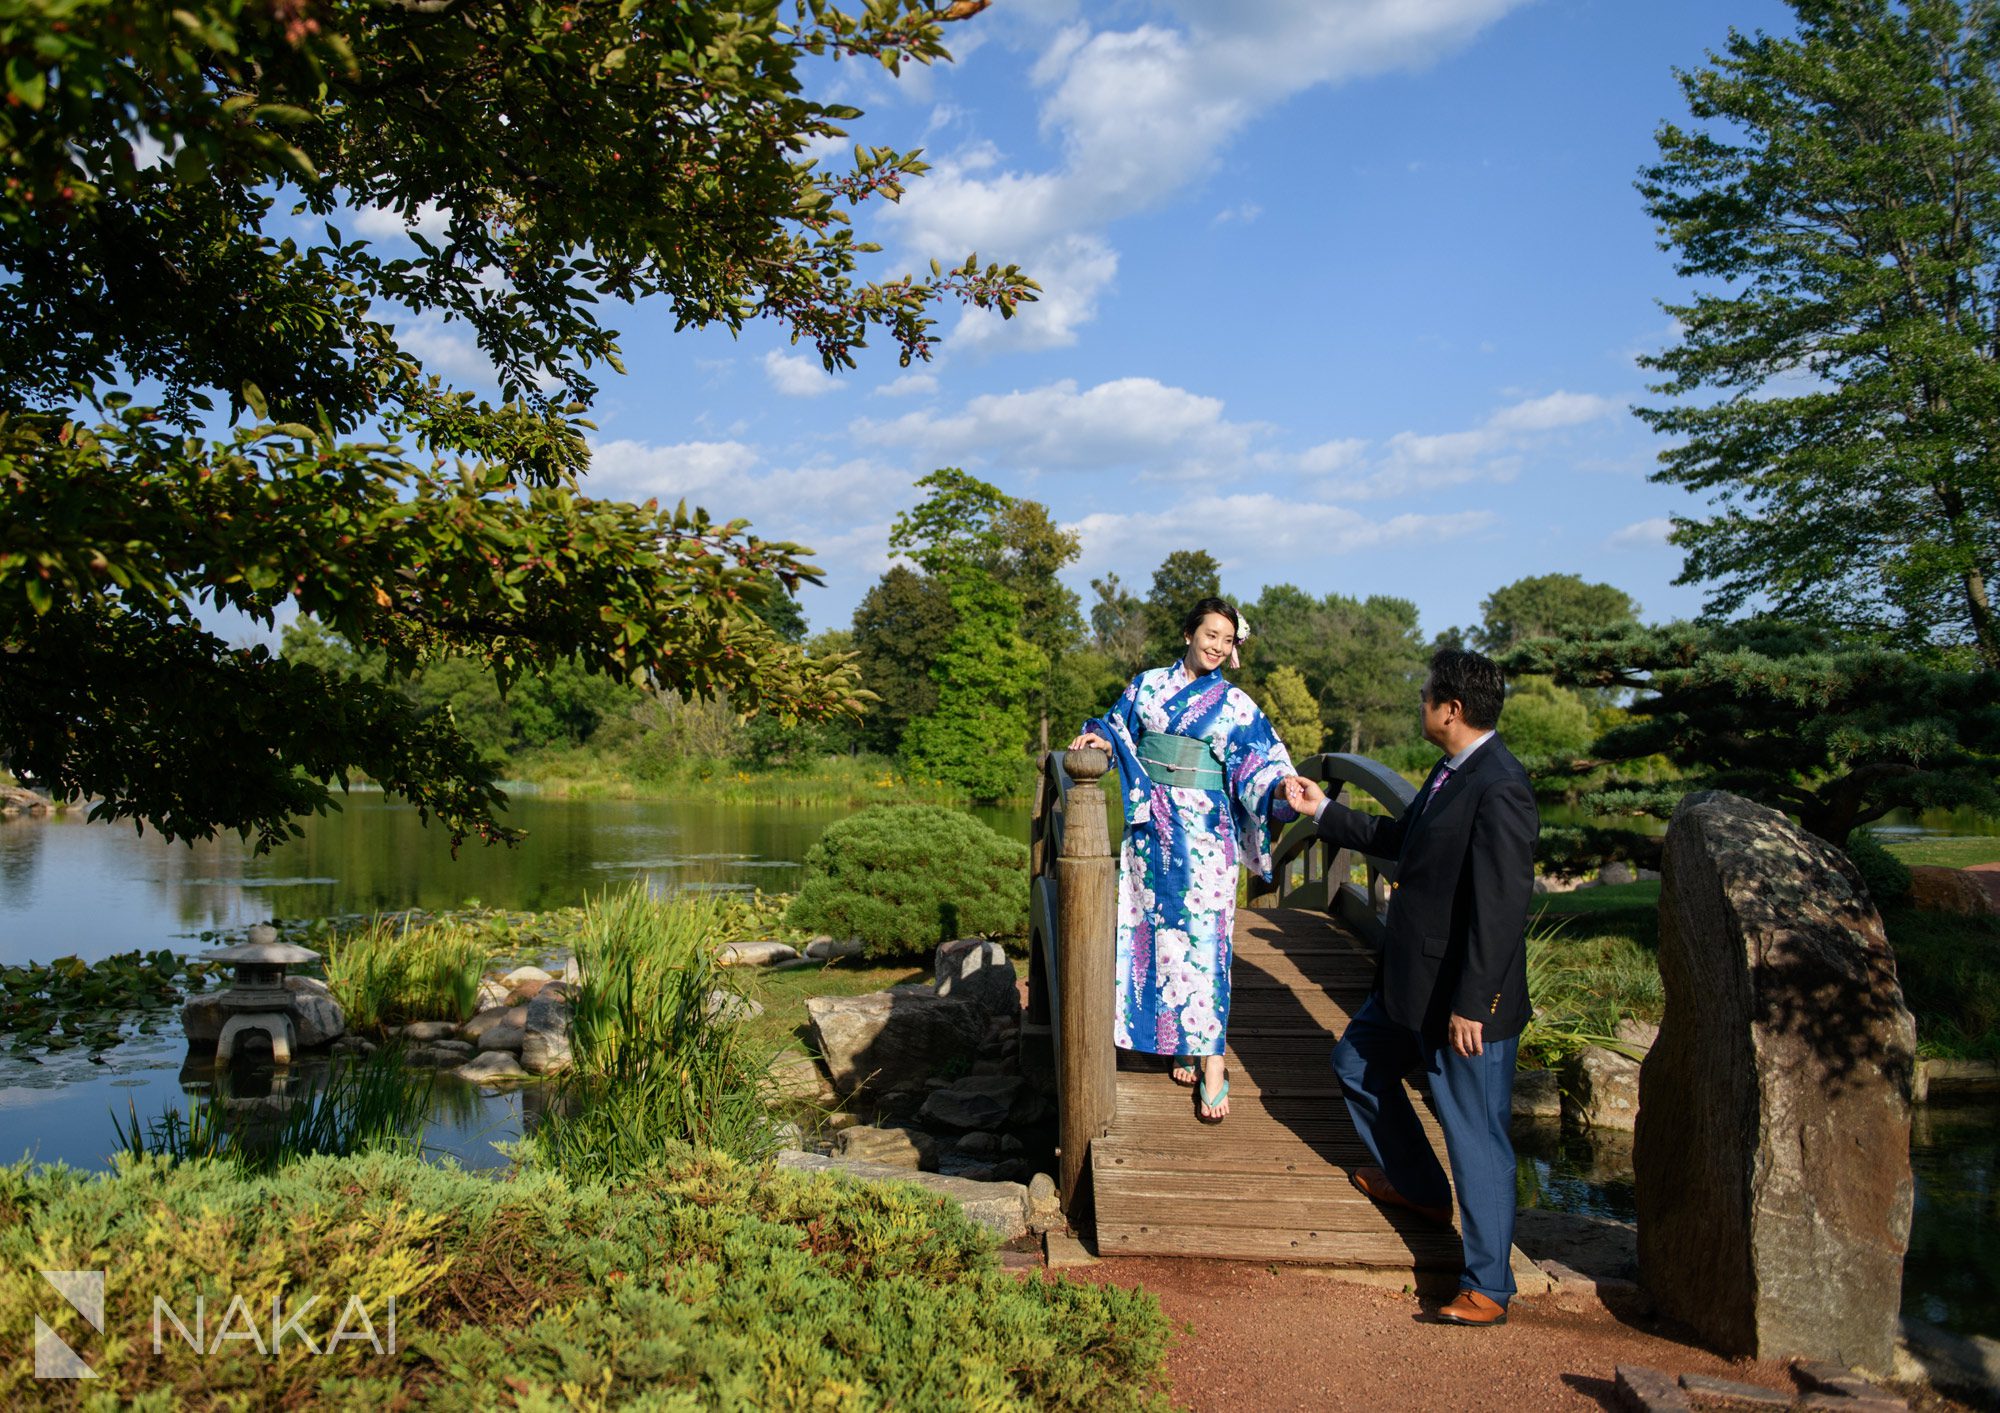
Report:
1170,1054,1198,1087
1196,1070,1229,1125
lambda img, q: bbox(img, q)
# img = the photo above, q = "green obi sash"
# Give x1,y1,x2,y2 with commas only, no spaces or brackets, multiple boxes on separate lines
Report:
1136,731,1226,790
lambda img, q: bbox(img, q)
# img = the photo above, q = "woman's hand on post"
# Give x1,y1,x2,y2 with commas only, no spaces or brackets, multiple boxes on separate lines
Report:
1068,732,1111,752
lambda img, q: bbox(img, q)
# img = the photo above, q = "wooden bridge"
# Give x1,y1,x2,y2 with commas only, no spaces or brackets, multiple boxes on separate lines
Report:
1026,747,1466,1276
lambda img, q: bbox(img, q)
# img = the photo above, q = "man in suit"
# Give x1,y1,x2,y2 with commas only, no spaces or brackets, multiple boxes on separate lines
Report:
1284,648,1538,1327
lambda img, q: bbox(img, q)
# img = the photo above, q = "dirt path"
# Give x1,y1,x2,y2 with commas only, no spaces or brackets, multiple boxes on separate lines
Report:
1062,1257,1966,1412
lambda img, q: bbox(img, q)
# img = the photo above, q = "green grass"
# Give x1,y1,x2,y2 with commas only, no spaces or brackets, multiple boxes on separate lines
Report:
1526,877,2000,1062
740,958,931,1059
1883,835,2000,869
1520,907,1662,1069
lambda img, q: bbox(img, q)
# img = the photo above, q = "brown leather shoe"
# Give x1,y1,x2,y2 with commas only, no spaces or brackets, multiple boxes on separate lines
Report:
1434,1289,1508,1327
1348,1166,1452,1226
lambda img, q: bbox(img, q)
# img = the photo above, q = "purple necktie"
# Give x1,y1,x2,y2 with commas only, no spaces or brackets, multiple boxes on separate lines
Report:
1426,764,1454,802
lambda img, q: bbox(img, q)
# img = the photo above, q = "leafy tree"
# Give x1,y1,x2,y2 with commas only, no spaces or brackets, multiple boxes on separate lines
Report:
1640,0,2000,666
888,470,1042,800
1475,574,1639,653
989,499,1083,751
1089,573,1149,678
0,0,1032,848
1497,675,1595,763
850,566,956,756
1143,550,1222,667
1250,585,1428,753
1258,666,1323,757
1508,622,2000,870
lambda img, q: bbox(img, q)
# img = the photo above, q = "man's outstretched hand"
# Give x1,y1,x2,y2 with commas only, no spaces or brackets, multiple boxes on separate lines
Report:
1285,776,1327,815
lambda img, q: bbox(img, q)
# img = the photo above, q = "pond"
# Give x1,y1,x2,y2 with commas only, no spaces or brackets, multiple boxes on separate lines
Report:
1,794,1993,1338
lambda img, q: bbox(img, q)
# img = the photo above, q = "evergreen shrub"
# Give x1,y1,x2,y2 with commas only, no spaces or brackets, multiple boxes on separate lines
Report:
1843,828,1913,907
786,805,1029,958
0,1148,1171,1409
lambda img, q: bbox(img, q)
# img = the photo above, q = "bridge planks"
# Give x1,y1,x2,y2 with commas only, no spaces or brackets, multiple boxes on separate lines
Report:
1089,906,1464,1272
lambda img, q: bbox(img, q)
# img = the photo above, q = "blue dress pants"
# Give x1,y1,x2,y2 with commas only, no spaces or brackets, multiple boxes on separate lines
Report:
1331,993,1519,1303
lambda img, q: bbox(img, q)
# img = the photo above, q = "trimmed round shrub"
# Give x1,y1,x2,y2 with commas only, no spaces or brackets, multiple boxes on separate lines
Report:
786,805,1029,958
1843,827,1912,907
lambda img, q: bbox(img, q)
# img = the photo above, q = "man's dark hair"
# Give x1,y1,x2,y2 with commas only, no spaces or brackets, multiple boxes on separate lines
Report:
1426,648,1505,730
1181,597,1241,638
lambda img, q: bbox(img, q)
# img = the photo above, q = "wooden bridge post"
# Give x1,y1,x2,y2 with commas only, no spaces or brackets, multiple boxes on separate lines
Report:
1055,748,1117,1209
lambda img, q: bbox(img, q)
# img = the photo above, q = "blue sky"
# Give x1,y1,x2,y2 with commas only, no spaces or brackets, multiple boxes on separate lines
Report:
374,0,1799,643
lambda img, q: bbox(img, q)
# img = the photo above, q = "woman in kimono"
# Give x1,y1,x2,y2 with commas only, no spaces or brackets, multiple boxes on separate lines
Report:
1068,597,1298,1124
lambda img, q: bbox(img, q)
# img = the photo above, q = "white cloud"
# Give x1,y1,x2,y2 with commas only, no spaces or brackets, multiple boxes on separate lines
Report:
1212,202,1264,226
762,350,841,398
1608,517,1675,548
1069,494,1493,580
1318,389,1621,501
876,371,941,398
883,0,1526,349
395,315,500,386
354,201,451,240
583,440,894,541
852,375,1263,473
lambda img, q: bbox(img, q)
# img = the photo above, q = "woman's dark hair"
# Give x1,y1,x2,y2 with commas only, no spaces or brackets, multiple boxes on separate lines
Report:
1181,597,1240,638
1425,648,1506,730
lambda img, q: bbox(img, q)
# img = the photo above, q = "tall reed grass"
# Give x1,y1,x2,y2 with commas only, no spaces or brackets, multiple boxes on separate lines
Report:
521,882,777,1182
321,915,488,1031
1519,915,1661,1068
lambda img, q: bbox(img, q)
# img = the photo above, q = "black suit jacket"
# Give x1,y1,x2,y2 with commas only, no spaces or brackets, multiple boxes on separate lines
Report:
1313,735,1539,1042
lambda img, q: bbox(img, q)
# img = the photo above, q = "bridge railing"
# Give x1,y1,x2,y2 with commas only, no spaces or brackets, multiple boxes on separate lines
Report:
1246,752,1416,947
1026,746,1413,1214
1026,747,1117,1210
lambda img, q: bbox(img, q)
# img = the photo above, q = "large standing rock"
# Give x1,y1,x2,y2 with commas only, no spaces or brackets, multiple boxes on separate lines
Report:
933,939,1020,1016
1637,791,1915,1373
806,990,986,1095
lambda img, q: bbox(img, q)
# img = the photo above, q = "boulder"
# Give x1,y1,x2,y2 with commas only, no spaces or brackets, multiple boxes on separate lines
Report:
521,1029,573,1075
520,990,573,1075
765,1053,836,1104
920,1074,1027,1132
1512,1066,1560,1122
806,990,987,1095
719,941,801,968
502,965,554,989
805,937,864,961
933,939,1019,1016
456,1051,528,1083
1599,860,1637,887
506,979,551,1004
284,978,347,1047
773,1150,1030,1240
562,955,585,986
1907,865,1998,918
955,1130,1002,1158
1567,1022,1654,1132
705,989,763,1024
475,978,511,1011
833,1125,937,1170
466,1007,528,1052
1638,791,1915,1373
401,1020,460,1042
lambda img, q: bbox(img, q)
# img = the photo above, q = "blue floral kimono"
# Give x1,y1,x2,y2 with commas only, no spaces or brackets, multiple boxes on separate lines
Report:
1084,662,1297,1057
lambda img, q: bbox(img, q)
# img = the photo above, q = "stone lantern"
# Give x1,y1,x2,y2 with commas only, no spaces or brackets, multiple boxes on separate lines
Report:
200,924,325,1065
